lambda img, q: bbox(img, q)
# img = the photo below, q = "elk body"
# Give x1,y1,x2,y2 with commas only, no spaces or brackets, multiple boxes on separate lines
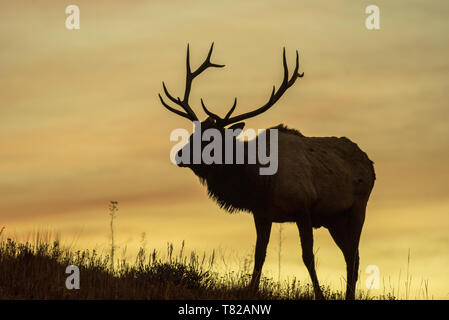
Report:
158,44,375,300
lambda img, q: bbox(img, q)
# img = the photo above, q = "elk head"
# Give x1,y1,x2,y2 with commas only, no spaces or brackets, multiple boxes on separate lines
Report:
158,43,304,173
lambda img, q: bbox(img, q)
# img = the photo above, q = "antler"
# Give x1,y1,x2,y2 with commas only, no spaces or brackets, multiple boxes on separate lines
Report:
201,48,304,126
158,43,225,121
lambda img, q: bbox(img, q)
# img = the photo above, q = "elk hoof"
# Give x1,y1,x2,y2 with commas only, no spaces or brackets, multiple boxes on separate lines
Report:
247,281,259,293
315,290,325,300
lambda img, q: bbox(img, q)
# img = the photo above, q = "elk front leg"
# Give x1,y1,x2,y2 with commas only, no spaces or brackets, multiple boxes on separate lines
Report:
297,216,324,300
250,215,272,290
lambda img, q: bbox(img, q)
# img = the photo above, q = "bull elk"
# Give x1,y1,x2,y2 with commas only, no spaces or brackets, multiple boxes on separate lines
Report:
158,43,375,300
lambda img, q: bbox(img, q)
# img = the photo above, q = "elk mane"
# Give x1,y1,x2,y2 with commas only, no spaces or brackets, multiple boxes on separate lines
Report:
196,124,305,214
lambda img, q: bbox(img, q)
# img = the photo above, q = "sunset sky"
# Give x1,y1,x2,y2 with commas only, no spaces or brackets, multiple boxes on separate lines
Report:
1,1,449,298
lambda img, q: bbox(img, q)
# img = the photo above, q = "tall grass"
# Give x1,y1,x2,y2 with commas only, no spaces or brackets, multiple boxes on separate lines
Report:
109,201,118,271
0,229,401,300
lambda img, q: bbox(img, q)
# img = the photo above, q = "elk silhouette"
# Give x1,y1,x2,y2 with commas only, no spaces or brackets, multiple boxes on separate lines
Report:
158,43,375,300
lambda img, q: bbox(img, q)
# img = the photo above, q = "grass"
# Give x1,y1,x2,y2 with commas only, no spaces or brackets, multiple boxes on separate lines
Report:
0,202,432,300
0,232,398,300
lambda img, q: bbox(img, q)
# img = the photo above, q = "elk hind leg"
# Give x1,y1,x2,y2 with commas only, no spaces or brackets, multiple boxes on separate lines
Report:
328,204,366,300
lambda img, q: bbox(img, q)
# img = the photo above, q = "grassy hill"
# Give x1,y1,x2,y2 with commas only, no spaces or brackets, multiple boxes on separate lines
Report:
0,236,394,300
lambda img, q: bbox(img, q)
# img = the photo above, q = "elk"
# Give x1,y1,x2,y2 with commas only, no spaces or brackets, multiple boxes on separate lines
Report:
158,43,375,300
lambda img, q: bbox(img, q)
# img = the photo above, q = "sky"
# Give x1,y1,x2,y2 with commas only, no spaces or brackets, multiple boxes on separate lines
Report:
1,1,449,298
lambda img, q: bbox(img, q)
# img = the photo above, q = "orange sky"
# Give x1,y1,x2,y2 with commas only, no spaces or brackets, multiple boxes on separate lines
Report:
1,1,449,298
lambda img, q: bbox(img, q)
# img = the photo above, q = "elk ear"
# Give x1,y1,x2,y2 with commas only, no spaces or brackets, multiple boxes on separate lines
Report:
228,122,245,131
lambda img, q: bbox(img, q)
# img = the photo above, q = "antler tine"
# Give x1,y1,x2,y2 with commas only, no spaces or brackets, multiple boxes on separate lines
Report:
288,50,304,86
269,85,276,102
182,43,197,116
160,79,198,120
200,99,222,120
183,43,225,114
205,42,226,68
190,43,225,78
201,97,238,124
221,48,304,126
224,98,237,120
158,45,303,125
282,47,289,85
206,42,215,63
158,94,193,120
159,43,226,122
186,43,191,74
162,82,180,105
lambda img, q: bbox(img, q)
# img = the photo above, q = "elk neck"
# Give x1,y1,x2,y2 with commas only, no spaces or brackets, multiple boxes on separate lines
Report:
191,157,274,214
